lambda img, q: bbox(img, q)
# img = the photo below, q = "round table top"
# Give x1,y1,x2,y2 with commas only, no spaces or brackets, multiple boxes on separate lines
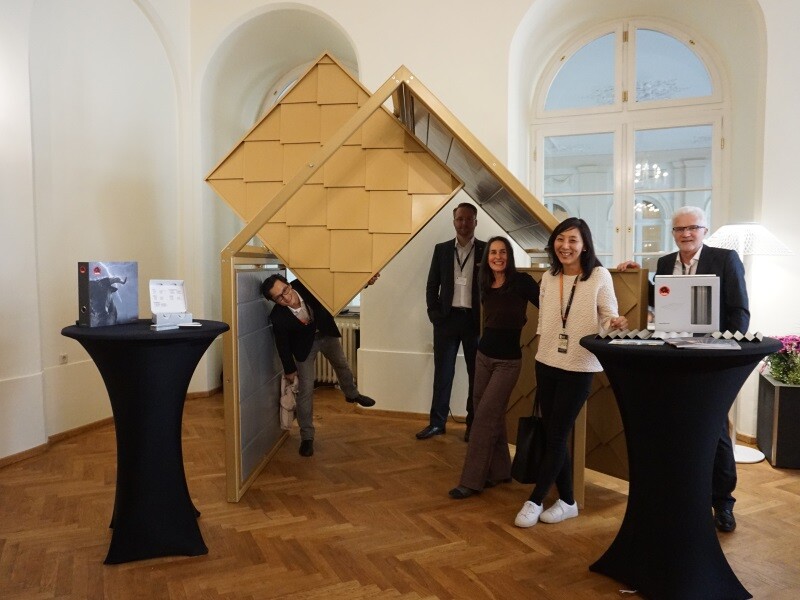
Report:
62,319,229,342
580,334,781,360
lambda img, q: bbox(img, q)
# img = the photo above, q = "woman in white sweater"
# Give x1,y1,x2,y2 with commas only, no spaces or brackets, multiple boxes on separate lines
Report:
515,218,627,528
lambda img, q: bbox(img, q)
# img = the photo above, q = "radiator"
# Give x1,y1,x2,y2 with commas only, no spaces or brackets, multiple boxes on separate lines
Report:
315,316,359,383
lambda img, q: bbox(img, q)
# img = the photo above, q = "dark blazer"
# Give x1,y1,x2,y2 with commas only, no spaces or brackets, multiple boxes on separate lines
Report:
652,244,750,333
426,237,486,329
269,280,340,375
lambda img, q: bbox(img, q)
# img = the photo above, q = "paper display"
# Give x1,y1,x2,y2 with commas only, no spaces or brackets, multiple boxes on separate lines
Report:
149,280,193,330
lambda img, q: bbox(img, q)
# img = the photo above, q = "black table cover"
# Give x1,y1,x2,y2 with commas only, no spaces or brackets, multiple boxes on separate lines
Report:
62,319,229,564
580,335,781,600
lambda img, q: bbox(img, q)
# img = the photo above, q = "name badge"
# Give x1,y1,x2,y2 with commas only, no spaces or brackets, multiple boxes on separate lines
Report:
558,333,569,354
455,276,467,286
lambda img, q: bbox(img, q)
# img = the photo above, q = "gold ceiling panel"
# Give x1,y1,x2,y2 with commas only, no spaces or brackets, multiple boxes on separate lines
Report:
208,54,463,315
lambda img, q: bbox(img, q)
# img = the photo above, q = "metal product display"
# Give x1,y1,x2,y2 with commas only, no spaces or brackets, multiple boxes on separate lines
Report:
208,53,637,502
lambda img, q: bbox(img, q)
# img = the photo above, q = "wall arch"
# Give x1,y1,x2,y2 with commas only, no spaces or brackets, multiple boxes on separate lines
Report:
198,4,359,326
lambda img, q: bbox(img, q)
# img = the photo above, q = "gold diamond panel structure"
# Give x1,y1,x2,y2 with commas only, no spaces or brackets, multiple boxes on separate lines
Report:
207,54,462,315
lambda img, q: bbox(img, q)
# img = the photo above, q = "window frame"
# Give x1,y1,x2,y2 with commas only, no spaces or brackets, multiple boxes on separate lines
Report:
530,18,730,266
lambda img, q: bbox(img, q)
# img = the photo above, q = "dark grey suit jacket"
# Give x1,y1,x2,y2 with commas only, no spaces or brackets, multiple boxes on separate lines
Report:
653,244,750,333
426,238,486,330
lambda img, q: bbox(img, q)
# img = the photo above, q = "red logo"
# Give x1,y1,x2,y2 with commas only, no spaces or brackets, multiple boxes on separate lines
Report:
658,286,670,296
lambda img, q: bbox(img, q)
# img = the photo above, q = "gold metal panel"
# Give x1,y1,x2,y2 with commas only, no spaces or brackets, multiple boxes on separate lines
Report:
404,132,426,153
323,146,365,188
283,143,324,185
334,272,372,309
207,179,246,216
246,108,280,141
289,226,330,268
293,268,334,304
327,188,369,230
411,194,451,230
407,152,456,194
280,103,321,144
321,104,361,146
281,65,318,103
362,109,406,149
318,63,360,104
258,223,289,257
245,182,283,222
243,141,283,182
365,148,407,190
369,191,412,233
207,144,244,180
371,234,406,271
330,230,372,272
286,184,326,226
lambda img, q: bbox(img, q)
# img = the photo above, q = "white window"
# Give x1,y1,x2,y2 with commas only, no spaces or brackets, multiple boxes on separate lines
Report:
532,20,726,272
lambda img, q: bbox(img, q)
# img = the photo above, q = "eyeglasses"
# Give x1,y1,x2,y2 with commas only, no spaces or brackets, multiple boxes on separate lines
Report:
273,284,292,303
672,225,707,233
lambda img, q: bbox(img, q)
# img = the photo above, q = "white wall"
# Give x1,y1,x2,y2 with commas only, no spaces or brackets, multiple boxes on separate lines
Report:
2,0,798,461
0,0,47,457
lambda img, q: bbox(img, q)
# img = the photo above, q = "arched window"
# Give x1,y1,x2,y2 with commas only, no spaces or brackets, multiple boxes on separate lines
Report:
531,20,725,271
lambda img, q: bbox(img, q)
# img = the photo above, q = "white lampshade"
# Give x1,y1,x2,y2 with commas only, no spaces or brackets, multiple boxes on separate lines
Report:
706,223,792,258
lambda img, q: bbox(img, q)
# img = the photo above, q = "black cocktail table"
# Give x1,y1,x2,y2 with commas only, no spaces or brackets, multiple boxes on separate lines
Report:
62,319,229,564
580,335,780,600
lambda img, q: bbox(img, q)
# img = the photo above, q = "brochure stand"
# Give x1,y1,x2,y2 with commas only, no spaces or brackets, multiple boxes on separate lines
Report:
149,279,194,331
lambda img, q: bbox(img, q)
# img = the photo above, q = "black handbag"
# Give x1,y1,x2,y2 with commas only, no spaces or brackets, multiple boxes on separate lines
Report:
511,397,546,484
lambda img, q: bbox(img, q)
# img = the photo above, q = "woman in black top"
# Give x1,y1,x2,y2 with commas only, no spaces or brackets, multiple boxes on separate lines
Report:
449,236,540,499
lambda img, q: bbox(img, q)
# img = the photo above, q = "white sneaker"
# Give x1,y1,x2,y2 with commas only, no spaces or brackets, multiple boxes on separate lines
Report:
539,499,579,524
514,501,543,528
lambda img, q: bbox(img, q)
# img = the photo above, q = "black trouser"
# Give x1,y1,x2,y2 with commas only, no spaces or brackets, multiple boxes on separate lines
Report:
429,308,479,429
712,420,737,511
529,361,594,506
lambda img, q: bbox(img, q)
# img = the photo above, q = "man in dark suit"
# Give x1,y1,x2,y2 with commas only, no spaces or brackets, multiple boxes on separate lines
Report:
619,205,749,532
417,202,486,441
261,274,376,457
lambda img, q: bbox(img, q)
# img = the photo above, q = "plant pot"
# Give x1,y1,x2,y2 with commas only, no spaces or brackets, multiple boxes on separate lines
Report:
757,372,800,468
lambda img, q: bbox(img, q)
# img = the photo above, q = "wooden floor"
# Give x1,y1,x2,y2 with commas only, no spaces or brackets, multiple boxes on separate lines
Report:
2,388,800,599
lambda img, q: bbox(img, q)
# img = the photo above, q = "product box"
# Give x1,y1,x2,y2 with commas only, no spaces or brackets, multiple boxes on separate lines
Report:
653,274,720,333
78,261,139,327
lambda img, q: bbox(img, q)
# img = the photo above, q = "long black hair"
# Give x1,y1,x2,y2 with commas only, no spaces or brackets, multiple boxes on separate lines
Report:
546,217,601,281
479,236,518,296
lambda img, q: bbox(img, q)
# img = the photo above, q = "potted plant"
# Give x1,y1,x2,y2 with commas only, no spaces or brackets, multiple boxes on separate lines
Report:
757,335,800,468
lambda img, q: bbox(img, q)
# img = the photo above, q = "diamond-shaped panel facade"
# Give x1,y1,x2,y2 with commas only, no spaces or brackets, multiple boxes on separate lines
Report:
207,54,461,314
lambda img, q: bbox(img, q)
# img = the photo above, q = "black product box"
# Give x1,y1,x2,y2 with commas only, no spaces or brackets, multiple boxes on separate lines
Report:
78,261,139,327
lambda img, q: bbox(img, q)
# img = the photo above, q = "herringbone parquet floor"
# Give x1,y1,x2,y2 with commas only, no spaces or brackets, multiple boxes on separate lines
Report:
2,388,799,599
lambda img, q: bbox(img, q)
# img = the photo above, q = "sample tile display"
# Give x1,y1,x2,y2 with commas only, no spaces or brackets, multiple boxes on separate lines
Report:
207,55,461,315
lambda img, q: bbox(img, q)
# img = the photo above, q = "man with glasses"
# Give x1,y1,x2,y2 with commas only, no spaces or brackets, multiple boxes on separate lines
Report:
261,274,376,457
618,205,750,533
417,202,486,442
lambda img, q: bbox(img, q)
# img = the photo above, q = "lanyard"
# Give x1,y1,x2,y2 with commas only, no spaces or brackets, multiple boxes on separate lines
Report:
680,261,692,275
454,244,474,273
560,272,578,329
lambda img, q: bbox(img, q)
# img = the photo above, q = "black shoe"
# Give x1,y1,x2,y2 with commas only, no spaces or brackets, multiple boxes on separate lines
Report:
484,477,512,489
416,425,446,439
346,394,376,407
464,426,471,442
448,486,479,499
299,439,314,457
714,508,736,532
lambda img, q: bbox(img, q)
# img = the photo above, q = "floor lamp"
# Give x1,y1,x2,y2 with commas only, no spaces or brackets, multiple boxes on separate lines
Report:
706,223,792,463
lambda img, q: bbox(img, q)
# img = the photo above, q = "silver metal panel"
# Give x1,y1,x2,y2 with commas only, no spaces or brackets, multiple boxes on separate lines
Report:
236,269,284,485
394,86,553,250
